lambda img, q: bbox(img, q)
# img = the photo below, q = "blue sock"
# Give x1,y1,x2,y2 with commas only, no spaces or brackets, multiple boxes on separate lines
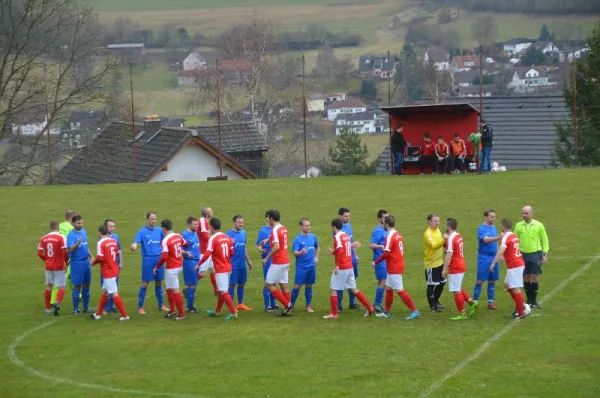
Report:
487,283,496,304
237,285,245,304
270,293,277,308
291,287,300,306
82,287,90,310
106,295,114,310
473,283,482,301
337,290,344,308
263,286,271,309
155,285,164,308
375,287,385,306
228,286,235,299
72,288,80,312
305,287,313,306
138,286,147,309
348,289,356,306
187,287,196,309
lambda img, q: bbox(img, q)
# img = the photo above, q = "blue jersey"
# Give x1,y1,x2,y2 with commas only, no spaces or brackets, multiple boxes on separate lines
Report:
370,225,387,263
181,230,200,261
256,225,272,260
133,225,164,257
477,224,498,258
293,233,319,269
227,229,247,270
67,228,89,263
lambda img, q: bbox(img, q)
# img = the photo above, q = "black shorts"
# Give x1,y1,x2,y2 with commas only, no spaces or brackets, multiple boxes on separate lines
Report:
425,265,446,286
523,252,543,275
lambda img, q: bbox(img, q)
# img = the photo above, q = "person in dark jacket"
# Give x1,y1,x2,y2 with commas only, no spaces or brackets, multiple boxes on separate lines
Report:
391,125,407,176
479,119,493,174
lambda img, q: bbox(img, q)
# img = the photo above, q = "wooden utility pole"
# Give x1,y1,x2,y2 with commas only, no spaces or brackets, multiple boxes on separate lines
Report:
572,43,578,164
302,54,307,178
387,50,394,176
216,59,223,177
129,62,138,181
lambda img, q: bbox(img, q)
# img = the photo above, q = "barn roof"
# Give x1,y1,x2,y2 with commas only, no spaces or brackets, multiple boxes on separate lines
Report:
380,103,479,117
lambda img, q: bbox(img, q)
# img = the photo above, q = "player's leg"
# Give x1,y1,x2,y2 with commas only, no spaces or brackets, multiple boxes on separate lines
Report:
279,264,294,315
261,263,274,311
45,282,54,314
236,268,251,311
80,263,92,312
51,271,67,316
139,257,154,313
507,266,526,316
264,266,290,308
473,257,487,302
425,268,437,311
70,264,83,314
347,272,374,316
374,265,387,312
348,261,359,309
448,273,468,320
216,273,237,320
50,284,58,306
487,263,500,310
529,253,542,308
183,263,199,312
92,289,109,319
111,291,129,321
228,269,239,302
291,268,306,308
305,266,316,311
208,259,218,295
393,275,419,319
325,270,344,319
171,269,185,319
154,261,168,311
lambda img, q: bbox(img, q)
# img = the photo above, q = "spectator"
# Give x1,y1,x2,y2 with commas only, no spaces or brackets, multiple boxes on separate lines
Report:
419,133,436,175
434,136,449,174
390,125,407,176
479,119,493,174
450,133,467,174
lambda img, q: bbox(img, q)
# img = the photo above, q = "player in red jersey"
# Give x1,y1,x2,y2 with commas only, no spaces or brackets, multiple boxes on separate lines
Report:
442,218,478,321
490,219,528,319
154,219,188,320
38,220,69,316
91,225,129,321
324,219,375,319
195,217,239,321
197,207,219,296
372,216,420,320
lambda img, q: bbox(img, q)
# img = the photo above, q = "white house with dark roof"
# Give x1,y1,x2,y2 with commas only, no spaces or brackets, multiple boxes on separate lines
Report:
424,47,450,70
358,55,397,79
509,66,554,93
502,38,534,55
11,108,60,136
307,92,346,113
183,52,207,71
326,98,367,121
335,111,384,135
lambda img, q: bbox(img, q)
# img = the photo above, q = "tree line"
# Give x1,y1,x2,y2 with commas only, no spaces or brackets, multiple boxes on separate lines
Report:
426,0,600,14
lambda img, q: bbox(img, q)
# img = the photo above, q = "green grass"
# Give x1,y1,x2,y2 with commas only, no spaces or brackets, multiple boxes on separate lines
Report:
86,0,361,12
1,169,600,397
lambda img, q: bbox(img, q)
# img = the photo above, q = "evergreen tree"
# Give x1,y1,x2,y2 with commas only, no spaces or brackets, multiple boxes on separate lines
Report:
325,127,373,175
360,79,377,101
539,24,551,41
394,43,421,103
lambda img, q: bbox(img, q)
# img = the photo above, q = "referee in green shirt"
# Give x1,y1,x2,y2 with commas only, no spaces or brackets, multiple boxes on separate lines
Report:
514,206,549,309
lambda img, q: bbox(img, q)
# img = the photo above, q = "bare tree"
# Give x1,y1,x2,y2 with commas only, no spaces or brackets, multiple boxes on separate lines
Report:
471,15,498,52
419,60,452,104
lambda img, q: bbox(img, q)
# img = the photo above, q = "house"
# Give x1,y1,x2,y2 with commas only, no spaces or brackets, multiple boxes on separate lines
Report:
177,70,204,87
531,41,559,54
509,66,554,93
307,92,346,113
220,59,253,84
453,71,480,88
335,111,384,135
451,55,481,72
107,43,146,56
57,117,257,184
10,107,60,136
457,84,498,98
326,99,367,121
558,45,589,63
502,38,534,55
183,52,207,71
70,111,106,131
424,47,450,70
358,55,397,79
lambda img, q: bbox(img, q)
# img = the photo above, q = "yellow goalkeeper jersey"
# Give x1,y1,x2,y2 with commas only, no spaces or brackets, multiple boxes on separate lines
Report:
423,227,445,268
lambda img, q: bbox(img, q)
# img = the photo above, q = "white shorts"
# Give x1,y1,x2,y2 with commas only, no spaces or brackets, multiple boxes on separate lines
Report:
198,256,214,273
385,274,404,291
330,269,356,290
45,270,66,287
215,272,230,292
102,277,118,295
505,266,525,289
265,263,289,284
165,268,182,289
448,272,465,292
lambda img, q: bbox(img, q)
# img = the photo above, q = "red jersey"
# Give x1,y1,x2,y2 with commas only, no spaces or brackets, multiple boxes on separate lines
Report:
160,233,187,269
270,224,290,265
421,141,436,156
38,232,68,271
383,229,405,274
446,232,466,274
501,232,525,269
94,237,120,278
206,232,234,273
333,232,353,270
197,217,211,254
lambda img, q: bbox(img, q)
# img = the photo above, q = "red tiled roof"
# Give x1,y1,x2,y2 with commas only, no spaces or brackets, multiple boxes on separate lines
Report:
454,55,481,69
220,59,253,72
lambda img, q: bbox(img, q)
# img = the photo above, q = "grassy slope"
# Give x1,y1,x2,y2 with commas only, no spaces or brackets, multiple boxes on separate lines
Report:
86,0,359,11
1,169,600,397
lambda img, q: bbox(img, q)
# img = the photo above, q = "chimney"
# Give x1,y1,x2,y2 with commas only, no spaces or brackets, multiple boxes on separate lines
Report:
144,114,161,135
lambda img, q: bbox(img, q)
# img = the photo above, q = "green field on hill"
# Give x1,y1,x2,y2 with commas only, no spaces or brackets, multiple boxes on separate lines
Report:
86,0,360,11
1,169,600,397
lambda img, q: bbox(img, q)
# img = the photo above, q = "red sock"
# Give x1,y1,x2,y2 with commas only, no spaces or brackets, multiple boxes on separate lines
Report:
113,295,128,317
385,289,394,312
461,289,473,303
44,290,51,309
175,293,185,317
210,273,218,294
167,290,175,312
56,287,65,304
398,291,417,311
197,273,203,280
515,291,525,316
222,292,237,314
330,295,339,315
96,295,108,316
216,294,224,312
454,292,465,313
355,291,373,311
271,288,290,307
284,291,291,303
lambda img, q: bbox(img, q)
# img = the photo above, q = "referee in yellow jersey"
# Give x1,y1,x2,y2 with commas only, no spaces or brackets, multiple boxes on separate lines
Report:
424,213,447,311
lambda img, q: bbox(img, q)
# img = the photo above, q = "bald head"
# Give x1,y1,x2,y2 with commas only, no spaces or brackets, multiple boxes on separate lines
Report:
521,206,533,223
201,207,213,219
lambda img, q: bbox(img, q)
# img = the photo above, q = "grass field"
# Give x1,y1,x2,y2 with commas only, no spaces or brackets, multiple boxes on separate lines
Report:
1,169,600,397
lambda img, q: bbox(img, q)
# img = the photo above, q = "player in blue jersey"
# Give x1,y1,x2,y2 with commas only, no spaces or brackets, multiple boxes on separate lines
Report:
226,215,254,311
181,216,200,313
100,218,122,314
130,211,168,314
368,209,388,312
67,215,93,314
336,207,362,311
256,212,277,312
474,209,502,310
291,218,320,312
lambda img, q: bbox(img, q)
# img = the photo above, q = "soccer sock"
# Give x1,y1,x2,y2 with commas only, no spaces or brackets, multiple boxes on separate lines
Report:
426,285,435,308
291,287,300,306
348,289,356,306
51,286,58,304
106,295,114,311
461,289,473,303
175,293,185,316
284,291,291,304
487,282,496,304
210,273,218,295
330,295,339,316
337,290,344,308
473,283,482,301
515,292,525,316
237,285,245,304
113,295,128,317
72,288,80,312
167,290,175,312
434,281,446,303
186,287,196,309
398,291,417,311
56,287,65,304
270,288,290,307
305,287,313,306
138,286,147,309
44,290,52,309
222,292,237,314
385,289,394,312
216,294,224,312
155,285,164,308
270,292,277,308
531,282,539,303
262,286,271,309
454,293,465,313
375,287,385,307
523,282,532,303
228,286,235,299
96,295,108,316
354,291,372,310
82,287,90,310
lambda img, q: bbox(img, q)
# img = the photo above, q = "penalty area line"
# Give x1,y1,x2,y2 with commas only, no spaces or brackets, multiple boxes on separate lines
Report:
420,254,600,397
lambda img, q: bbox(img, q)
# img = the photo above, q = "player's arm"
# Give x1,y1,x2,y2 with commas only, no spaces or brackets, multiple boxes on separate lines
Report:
153,239,169,272
368,231,384,250
68,235,82,252
314,240,320,264
442,249,452,278
373,235,391,267
540,224,549,261
194,249,213,271
244,246,253,270
262,233,279,264
92,240,103,266
37,243,46,261
489,246,506,271
292,239,305,257
130,230,142,251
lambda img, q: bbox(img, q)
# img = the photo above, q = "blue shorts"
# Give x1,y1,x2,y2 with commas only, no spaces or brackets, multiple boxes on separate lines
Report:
141,255,164,282
70,262,91,286
230,268,248,285
477,256,499,281
183,260,198,286
295,266,316,285
374,264,387,281
353,261,358,278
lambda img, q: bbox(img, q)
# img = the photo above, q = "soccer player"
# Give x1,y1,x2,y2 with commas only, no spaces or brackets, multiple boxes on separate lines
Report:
195,218,238,321
197,207,219,296
257,212,277,312
101,218,122,314
514,206,549,309
336,207,362,311
291,218,320,312
90,225,129,321
67,215,93,314
261,209,294,316
181,216,200,313
52,210,75,304
38,220,68,316
325,219,375,319
153,219,188,320
442,218,478,321
424,213,447,312
372,216,420,320
474,209,502,310
368,209,388,312
226,215,254,311
130,211,168,314
489,219,527,318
